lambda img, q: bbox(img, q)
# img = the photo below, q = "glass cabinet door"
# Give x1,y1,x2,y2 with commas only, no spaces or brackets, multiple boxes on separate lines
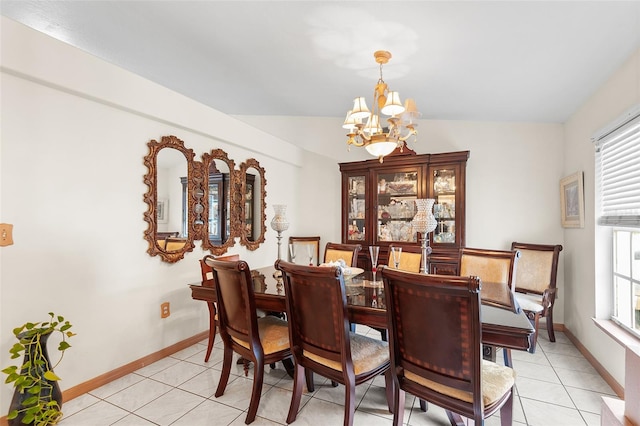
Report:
346,174,367,242
375,170,419,243
431,167,458,244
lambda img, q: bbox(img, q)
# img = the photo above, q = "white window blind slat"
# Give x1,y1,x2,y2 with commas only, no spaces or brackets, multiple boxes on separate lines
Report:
595,109,640,227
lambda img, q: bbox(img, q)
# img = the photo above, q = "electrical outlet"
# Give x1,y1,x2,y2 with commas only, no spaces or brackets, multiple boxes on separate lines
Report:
161,302,170,318
0,223,14,247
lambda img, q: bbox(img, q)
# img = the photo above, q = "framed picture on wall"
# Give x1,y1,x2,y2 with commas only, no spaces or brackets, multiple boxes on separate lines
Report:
157,198,169,224
560,171,584,228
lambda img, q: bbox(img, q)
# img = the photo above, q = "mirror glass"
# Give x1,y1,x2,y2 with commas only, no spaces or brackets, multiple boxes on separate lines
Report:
143,135,195,262
239,159,266,250
201,149,237,255
158,147,188,250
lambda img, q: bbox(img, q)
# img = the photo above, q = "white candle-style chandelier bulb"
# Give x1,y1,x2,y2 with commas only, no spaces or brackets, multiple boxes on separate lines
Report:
344,50,421,163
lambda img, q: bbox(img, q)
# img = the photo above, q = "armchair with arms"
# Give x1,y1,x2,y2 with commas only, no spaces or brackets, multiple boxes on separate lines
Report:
511,242,563,350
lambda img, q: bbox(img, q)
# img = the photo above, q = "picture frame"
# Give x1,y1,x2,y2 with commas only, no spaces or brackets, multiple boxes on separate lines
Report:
157,198,169,224
560,171,584,228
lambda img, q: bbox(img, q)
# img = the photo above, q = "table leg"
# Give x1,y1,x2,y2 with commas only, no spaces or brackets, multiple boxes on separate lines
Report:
204,303,217,362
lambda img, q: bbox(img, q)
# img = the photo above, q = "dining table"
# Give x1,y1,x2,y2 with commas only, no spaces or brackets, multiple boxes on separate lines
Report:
189,265,536,359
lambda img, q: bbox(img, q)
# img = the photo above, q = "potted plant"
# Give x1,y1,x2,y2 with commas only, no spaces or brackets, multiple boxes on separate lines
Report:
2,312,75,425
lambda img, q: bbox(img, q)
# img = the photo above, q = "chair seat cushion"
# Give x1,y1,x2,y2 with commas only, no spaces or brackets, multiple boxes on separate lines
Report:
231,315,290,355
405,360,515,406
515,293,544,313
303,332,389,375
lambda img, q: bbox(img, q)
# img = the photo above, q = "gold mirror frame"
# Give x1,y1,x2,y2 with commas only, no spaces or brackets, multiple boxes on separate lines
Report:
143,135,197,263
201,149,238,255
143,135,267,262
239,158,267,250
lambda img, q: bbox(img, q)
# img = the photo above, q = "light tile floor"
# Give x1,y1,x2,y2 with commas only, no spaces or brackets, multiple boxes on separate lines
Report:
59,328,618,425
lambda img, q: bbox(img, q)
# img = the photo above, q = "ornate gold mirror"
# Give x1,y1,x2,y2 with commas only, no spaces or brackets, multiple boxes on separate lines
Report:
201,149,237,255
143,135,196,262
239,158,266,250
144,136,267,262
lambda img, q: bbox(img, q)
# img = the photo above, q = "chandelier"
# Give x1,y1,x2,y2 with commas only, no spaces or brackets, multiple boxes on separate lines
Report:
343,50,421,162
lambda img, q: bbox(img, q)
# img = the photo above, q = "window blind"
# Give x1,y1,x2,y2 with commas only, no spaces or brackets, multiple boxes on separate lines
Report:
594,106,640,227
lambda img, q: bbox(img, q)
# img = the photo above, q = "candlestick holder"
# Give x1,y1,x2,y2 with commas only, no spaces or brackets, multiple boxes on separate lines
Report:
411,199,438,273
270,204,290,260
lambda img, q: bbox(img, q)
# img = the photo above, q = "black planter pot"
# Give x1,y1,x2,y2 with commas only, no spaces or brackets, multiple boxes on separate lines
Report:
8,332,63,426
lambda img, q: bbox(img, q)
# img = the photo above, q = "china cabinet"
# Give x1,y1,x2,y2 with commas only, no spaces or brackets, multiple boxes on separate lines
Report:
339,148,469,274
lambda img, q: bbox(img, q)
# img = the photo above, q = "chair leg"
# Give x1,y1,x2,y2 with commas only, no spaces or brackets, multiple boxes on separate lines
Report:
419,399,428,412
383,369,394,413
214,345,233,397
376,327,388,342
445,410,465,426
344,380,356,426
503,348,513,368
305,367,315,392
287,364,306,424
392,385,405,426
499,388,514,426
204,303,217,362
524,310,541,353
245,361,264,424
546,309,556,342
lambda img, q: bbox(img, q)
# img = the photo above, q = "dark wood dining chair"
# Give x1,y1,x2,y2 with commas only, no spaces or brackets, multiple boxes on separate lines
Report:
381,267,516,426
199,254,241,362
458,247,520,366
511,242,563,351
205,257,292,424
274,260,393,426
387,244,426,272
323,242,362,267
288,236,321,265
459,247,521,313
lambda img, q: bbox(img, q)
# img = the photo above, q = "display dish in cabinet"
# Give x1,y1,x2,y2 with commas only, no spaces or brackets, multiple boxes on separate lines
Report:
339,149,469,273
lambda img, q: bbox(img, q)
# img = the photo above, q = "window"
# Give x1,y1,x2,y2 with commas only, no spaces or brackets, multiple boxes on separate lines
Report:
594,105,640,337
612,229,640,335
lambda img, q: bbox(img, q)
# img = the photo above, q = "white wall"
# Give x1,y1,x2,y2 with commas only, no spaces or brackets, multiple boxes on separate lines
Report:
0,17,337,412
563,46,640,386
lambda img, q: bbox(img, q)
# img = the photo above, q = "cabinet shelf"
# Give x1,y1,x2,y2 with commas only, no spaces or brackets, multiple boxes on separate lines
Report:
340,150,469,274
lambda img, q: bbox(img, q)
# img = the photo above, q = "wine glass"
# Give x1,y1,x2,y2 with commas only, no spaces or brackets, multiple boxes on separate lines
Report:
391,246,402,269
289,243,296,264
369,246,380,280
307,244,314,266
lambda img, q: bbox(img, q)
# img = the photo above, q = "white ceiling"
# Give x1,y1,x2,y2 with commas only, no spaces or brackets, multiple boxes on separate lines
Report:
2,1,640,123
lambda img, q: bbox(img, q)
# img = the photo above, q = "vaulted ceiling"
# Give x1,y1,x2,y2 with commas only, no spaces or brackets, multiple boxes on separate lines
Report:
2,1,640,123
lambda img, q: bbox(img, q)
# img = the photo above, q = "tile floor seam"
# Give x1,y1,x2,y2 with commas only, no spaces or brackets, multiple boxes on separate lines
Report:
58,331,612,426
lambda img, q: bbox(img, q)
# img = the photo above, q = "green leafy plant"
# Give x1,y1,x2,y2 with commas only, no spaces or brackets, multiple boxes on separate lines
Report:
2,313,75,425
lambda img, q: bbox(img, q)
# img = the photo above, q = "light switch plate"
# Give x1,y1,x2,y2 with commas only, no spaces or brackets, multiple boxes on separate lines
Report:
0,223,14,246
